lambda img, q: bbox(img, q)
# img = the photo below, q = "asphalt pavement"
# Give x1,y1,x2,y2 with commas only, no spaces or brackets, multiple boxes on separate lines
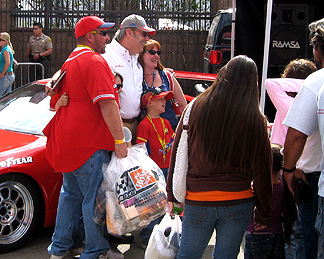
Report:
0,227,244,259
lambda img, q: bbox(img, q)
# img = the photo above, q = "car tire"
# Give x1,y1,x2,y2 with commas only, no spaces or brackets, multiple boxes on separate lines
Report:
0,174,40,253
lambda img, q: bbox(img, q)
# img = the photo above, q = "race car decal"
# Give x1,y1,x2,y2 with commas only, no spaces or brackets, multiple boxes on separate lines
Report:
0,156,33,168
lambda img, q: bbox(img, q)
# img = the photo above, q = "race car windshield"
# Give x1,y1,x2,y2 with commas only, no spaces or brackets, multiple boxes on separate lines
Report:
0,84,54,135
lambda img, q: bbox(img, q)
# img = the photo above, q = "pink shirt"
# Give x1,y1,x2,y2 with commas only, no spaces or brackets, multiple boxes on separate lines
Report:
266,78,304,145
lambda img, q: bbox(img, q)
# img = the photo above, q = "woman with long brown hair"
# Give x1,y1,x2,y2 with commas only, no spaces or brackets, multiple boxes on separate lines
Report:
167,55,272,259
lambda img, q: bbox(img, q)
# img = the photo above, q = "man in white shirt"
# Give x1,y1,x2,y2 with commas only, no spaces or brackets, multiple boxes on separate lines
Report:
283,18,324,259
102,14,156,140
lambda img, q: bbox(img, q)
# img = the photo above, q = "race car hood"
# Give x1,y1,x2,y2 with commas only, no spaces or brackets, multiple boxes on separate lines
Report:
0,129,43,154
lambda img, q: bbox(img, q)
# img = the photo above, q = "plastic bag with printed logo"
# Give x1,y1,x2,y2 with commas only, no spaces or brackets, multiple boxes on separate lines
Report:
96,143,167,236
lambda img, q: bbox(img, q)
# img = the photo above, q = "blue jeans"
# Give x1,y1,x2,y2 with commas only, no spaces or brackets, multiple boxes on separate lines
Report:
245,233,285,259
0,74,15,97
48,150,111,259
298,171,319,259
315,196,324,259
177,201,255,259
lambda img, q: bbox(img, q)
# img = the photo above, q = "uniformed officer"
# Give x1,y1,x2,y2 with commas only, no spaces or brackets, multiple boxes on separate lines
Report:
27,22,53,81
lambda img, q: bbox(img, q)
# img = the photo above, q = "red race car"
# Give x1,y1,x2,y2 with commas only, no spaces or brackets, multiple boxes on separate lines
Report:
0,79,62,253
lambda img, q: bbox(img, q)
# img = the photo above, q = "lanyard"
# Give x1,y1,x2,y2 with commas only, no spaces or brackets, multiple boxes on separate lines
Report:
146,114,167,164
76,44,95,52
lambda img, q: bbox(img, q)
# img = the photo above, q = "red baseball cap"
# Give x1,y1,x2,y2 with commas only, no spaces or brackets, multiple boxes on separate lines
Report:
141,90,174,108
75,16,115,38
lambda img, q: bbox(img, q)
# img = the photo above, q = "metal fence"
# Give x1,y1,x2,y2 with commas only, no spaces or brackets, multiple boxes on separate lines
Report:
13,62,44,89
0,0,232,88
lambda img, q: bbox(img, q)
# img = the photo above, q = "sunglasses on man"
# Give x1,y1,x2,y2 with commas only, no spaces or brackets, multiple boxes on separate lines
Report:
90,31,108,37
139,31,149,38
116,83,123,90
129,28,149,38
145,49,161,56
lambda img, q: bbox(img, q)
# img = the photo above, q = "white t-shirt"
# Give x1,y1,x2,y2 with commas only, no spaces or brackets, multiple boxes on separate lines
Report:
102,39,143,119
284,68,324,196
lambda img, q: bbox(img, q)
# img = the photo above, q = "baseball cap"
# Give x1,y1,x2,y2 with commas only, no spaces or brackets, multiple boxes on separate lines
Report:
120,14,156,36
75,16,115,38
141,89,174,108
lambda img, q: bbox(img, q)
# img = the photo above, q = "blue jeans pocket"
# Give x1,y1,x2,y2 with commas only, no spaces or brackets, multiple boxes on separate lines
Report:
245,234,272,258
224,201,254,224
245,234,285,259
183,205,207,226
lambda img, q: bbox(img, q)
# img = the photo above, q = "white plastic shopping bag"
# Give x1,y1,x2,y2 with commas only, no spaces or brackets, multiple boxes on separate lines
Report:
144,213,182,259
94,143,167,236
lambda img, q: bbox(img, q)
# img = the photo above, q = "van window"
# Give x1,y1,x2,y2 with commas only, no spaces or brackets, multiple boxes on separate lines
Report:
206,15,221,46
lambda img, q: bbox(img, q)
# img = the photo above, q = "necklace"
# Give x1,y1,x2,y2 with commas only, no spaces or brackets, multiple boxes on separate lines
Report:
146,114,167,164
143,70,156,88
144,72,154,76
77,44,95,52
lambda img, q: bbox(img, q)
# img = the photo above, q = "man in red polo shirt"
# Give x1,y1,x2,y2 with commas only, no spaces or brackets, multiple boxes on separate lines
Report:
44,16,127,259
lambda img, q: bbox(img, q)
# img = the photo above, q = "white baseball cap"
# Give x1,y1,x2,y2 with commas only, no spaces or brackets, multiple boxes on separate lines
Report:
120,14,156,36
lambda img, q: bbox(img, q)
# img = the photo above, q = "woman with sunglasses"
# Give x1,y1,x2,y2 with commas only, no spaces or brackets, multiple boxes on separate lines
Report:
138,39,186,130
0,32,15,97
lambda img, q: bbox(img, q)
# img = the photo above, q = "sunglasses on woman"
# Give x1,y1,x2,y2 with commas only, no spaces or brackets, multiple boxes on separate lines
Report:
90,31,108,36
145,50,161,56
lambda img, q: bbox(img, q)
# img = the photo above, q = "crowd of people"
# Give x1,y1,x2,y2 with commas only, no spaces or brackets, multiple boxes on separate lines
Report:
42,14,324,259
43,14,187,259
1,11,324,259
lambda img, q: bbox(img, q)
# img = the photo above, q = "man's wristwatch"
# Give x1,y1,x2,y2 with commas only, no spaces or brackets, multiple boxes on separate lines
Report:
282,166,296,172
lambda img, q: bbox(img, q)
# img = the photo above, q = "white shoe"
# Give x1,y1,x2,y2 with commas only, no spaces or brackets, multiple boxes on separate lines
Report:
98,249,124,259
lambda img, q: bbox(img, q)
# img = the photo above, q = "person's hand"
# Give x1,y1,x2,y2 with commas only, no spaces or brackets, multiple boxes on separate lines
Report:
45,82,56,97
0,72,4,79
166,201,184,216
284,170,297,196
294,168,308,184
57,92,68,107
164,67,175,75
253,221,267,231
33,54,39,61
114,142,128,158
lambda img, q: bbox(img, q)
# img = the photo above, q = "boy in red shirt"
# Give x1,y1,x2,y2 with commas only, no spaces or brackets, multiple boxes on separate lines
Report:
136,89,175,179
136,88,175,248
